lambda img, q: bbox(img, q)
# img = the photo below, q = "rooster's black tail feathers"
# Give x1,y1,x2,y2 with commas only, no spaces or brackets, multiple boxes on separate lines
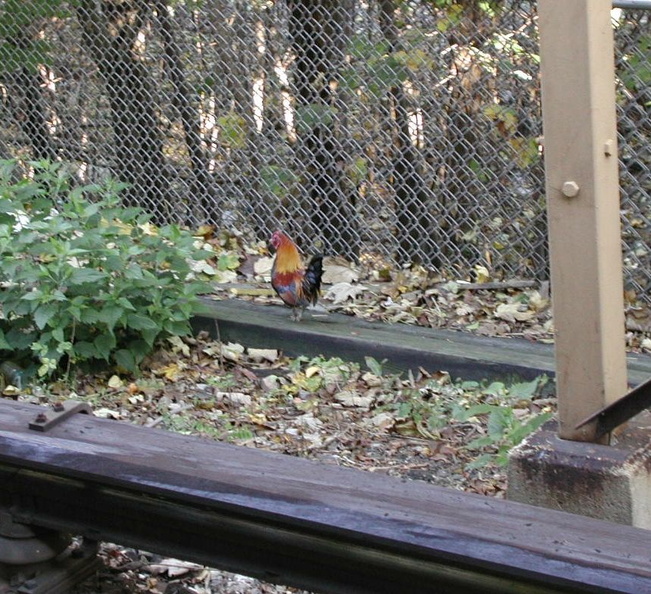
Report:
302,254,324,305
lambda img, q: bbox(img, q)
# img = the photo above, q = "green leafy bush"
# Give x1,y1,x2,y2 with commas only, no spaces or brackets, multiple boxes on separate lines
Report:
0,160,211,376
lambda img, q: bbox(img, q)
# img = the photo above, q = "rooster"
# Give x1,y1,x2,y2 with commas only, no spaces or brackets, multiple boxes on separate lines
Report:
270,230,324,321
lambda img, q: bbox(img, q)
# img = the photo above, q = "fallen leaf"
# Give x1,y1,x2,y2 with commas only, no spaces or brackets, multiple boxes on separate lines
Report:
221,342,245,362
305,366,321,378
254,256,274,277
108,375,123,389
147,558,203,578
527,290,549,312
494,302,535,323
361,372,383,387
371,412,395,430
217,391,252,407
324,282,367,304
214,269,238,283
95,407,120,419
247,348,279,363
322,262,360,284
294,413,323,431
474,264,490,283
158,362,184,381
190,260,218,275
167,335,191,357
260,375,281,391
335,390,374,408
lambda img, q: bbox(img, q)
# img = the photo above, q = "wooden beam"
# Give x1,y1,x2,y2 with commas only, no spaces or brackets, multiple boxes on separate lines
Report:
539,0,627,441
0,400,650,593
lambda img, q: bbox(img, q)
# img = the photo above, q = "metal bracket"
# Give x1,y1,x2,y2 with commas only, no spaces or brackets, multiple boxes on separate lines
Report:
28,401,93,433
575,375,651,439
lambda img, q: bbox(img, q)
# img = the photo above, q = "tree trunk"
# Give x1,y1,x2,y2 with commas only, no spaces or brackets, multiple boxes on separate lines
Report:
75,0,168,221
440,0,493,271
379,0,437,267
3,27,56,161
288,0,358,259
154,0,217,224
13,66,57,161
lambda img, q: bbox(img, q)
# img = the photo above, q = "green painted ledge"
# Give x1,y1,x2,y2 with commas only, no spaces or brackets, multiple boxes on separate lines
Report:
193,298,651,385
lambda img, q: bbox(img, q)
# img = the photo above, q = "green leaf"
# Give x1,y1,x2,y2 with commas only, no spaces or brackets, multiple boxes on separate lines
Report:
34,304,58,330
487,408,513,439
6,326,37,350
0,328,11,350
117,297,136,311
217,253,240,271
114,349,137,372
508,377,542,400
97,305,124,329
80,308,101,325
295,104,337,134
141,328,160,347
21,290,44,302
94,333,117,360
163,319,190,336
260,165,299,198
457,403,497,422
216,112,248,149
69,268,106,285
484,381,506,397
128,339,151,362
126,313,159,331
52,327,65,344
364,356,384,377
74,341,97,359
509,412,552,444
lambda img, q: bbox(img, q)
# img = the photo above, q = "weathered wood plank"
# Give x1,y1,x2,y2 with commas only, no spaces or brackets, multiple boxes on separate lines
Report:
539,0,627,441
194,298,651,386
0,400,649,593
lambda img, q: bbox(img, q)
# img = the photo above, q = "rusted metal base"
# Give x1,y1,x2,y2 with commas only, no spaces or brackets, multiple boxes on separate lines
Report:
507,412,651,528
0,509,70,567
0,505,100,593
0,538,100,594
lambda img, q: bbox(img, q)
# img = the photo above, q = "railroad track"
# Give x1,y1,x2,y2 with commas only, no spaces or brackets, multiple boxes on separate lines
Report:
0,398,649,593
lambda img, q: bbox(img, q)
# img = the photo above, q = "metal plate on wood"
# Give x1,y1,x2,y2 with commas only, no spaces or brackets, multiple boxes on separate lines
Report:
28,401,93,433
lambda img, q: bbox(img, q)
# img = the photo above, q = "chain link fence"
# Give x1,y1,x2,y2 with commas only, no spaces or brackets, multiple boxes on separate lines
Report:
0,1,648,294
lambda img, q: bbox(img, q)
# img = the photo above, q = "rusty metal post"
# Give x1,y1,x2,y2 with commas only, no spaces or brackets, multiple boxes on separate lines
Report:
538,0,627,442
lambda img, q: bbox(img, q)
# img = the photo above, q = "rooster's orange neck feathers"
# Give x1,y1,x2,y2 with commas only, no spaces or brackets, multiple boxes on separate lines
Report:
273,233,303,273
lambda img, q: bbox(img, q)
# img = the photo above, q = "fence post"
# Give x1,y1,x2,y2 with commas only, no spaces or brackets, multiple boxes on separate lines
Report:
538,0,627,442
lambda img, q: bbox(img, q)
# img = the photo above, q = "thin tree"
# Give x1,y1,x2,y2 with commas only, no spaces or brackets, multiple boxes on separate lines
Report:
75,0,168,220
0,3,58,161
379,0,436,266
153,0,217,224
288,0,358,259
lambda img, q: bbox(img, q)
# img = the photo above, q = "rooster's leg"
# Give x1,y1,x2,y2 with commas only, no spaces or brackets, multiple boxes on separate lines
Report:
291,307,303,322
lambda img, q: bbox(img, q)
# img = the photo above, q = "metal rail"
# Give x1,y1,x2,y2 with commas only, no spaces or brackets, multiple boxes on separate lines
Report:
0,399,650,593
613,1,651,8
575,375,651,437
